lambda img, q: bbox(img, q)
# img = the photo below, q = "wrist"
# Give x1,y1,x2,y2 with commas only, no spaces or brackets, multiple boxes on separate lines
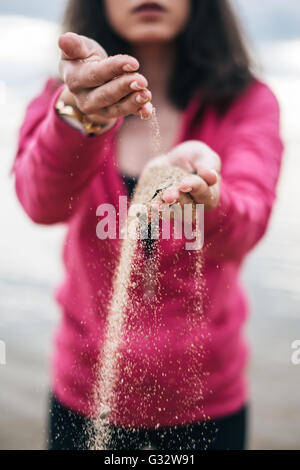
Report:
58,86,77,107
56,86,117,136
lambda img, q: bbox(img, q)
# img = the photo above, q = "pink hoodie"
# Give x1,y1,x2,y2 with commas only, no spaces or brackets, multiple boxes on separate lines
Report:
13,78,283,428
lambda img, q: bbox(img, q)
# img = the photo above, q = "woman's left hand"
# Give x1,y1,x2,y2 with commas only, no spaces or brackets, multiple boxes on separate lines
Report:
147,140,221,211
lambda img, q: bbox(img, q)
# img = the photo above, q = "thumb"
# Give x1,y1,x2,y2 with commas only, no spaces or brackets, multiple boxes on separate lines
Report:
58,32,107,61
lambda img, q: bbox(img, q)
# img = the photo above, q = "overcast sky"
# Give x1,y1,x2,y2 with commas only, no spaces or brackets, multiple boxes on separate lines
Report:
0,0,300,41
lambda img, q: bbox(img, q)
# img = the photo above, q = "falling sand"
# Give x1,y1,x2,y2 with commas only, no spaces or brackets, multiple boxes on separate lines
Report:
149,107,162,156
89,110,210,450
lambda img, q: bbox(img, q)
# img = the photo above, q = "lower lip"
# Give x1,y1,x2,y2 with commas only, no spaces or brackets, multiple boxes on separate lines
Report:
133,7,165,18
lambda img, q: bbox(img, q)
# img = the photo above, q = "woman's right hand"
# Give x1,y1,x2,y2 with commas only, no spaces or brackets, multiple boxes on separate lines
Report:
58,32,153,131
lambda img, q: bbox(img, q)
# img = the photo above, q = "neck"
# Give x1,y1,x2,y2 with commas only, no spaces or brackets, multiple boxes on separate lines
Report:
132,42,176,104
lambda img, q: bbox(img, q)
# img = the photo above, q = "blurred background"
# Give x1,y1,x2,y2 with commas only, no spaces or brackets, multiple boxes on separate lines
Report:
0,0,299,450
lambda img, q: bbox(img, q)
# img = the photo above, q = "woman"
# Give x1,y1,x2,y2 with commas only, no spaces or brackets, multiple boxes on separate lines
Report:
13,0,283,450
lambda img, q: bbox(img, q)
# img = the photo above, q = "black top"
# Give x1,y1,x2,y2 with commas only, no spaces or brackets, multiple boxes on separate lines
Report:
122,174,138,199
122,173,155,257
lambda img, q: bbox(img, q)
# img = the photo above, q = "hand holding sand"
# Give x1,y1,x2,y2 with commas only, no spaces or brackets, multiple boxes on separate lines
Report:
58,32,153,133
147,140,221,212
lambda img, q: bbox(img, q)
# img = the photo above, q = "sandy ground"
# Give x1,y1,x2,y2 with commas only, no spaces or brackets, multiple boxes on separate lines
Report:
0,16,299,450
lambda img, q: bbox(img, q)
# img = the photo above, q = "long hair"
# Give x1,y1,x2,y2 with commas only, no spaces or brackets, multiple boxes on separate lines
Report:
62,0,254,112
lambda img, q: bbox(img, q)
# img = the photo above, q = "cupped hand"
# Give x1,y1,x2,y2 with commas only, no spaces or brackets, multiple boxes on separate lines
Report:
58,32,153,128
147,140,221,211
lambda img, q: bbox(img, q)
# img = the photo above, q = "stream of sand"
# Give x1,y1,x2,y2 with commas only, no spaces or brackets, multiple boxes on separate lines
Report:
89,111,206,450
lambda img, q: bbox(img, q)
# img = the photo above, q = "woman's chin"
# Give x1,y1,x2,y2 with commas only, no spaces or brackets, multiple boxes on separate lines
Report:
126,27,176,45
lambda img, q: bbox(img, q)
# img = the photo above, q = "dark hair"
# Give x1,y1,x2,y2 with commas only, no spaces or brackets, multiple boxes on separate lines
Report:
63,0,254,112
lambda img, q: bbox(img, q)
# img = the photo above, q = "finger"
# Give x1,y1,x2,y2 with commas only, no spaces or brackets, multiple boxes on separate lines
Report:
161,185,181,205
178,175,210,201
160,186,194,208
204,185,220,210
139,102,154,120
88,90,152,121
59,32,107,61
163,175,210,204
193,165,219,186
75,73,149,112
188,141,221,174
151,195,192,218
62,55,141,92
178,174,219,209
172,193,192,208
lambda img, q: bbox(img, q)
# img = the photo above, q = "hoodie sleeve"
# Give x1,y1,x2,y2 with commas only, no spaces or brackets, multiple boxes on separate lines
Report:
13,79,122,225
204,82,284,261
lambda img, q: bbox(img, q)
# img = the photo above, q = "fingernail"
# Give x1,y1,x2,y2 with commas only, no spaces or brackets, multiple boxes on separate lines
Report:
123,63,138,72
130,81,144,91
136,94,148,104
181,187,193,193
139,102,153,120
211,169,219,180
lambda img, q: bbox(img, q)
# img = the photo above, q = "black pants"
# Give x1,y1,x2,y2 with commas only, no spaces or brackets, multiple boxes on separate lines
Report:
48,395,247,450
